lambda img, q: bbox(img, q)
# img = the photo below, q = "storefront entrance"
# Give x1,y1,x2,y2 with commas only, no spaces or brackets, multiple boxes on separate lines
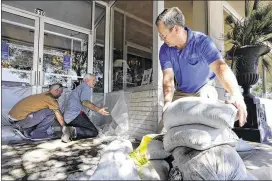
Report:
1,4,92,116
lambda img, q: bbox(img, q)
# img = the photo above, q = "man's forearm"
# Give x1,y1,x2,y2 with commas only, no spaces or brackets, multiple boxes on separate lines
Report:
164,84,174,104
55,110,65,126
216,63,242,97
82,100,99,112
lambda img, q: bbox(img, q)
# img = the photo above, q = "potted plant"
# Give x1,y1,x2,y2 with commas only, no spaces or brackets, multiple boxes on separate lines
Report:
225,0,272,98
224,0,272,142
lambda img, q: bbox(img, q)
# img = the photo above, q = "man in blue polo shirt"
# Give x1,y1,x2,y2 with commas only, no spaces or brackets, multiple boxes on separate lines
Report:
156,7,247,127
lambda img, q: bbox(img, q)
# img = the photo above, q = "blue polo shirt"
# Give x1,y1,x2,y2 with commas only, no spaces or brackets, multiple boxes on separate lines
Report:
159,27,223,93
64,83,93,123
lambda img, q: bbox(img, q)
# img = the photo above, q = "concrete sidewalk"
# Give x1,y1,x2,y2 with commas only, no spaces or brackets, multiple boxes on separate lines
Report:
1,126,115,180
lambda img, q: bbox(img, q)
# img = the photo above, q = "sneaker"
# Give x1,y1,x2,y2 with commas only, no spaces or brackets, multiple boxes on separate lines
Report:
61,126,75,143
13,129,31,140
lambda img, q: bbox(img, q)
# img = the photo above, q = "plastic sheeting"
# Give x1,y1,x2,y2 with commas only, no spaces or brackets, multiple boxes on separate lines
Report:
137,160,170,180
100,91,130,138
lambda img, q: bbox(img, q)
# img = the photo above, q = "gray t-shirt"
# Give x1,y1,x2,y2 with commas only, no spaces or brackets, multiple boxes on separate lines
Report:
64,83,93,123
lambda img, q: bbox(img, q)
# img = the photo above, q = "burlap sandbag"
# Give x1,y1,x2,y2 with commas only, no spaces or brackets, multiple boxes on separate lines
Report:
164,97,237,130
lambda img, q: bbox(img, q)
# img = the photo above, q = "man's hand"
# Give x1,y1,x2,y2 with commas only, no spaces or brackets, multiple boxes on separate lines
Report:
163,102,171,113
97,107,110,116
225,97,247,127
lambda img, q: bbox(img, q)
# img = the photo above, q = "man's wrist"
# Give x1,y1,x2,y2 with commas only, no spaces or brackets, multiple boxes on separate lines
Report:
229,94,244,101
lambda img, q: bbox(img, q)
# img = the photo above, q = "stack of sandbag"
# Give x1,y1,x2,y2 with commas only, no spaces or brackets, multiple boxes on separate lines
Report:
163,97,256,180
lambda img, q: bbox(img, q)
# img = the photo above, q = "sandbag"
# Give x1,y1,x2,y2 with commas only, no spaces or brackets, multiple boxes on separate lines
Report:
248,167,272,180
164,97,237,130
137,160,170,180
172,145,252,180
235,139,254,152
89,139,140,180
164,124,239,152
168,166,183,181
147,140,171,160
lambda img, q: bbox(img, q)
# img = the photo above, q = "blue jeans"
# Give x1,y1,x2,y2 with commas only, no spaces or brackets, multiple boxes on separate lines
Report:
15,109,55,139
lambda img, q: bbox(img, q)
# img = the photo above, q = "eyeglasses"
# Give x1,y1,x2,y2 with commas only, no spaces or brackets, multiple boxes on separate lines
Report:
159,26,174,40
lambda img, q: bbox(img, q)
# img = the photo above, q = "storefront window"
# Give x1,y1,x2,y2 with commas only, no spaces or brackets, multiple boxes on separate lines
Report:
111,1,153,91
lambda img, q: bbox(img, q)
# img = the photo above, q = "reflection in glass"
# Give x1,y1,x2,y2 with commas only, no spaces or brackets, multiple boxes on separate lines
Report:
93,3,106,93
1,17,34,85
43,23,88,86
127,48,152,88
111,4,153,91
112,10,124,91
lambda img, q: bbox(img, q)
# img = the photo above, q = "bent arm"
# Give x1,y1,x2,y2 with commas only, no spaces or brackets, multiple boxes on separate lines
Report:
82,100,100,112
209,59,243,98
82,100,109,116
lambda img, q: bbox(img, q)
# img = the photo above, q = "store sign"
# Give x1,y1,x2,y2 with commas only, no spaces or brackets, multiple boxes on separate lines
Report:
34,8,45,16
63,55,71,70
1,42,9,60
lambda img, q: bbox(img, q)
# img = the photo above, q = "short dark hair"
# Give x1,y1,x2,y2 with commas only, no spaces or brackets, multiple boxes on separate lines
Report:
49,83,63,90
155,7,185,29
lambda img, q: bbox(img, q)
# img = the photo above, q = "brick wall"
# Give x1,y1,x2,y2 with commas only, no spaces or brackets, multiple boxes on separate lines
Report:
105,87,163,141
128,89,160,140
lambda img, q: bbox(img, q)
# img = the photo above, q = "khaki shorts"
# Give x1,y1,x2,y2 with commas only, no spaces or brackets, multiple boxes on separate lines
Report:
173,81,218,101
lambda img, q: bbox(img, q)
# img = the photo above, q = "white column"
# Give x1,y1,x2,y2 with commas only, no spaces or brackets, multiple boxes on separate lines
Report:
88,1,96,74
104,4,110,93
207,1,224,53
108,7,114,92
207,1,226,101
153,1,164,128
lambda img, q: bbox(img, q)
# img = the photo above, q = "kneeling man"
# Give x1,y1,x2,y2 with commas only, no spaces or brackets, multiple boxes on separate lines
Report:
62,73,109,143
8,83,65,140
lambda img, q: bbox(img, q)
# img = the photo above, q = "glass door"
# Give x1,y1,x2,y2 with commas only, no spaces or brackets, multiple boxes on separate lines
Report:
38,18,91,92
1,10,39,87
1,8,39,118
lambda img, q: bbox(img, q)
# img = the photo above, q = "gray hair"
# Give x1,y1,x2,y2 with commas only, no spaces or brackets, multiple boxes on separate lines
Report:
83,73,96,81
49,83,63,91
155,7,185,29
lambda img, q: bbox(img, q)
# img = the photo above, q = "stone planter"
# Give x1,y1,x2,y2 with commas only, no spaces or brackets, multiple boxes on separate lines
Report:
228,44,271,142
231,45,270,98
